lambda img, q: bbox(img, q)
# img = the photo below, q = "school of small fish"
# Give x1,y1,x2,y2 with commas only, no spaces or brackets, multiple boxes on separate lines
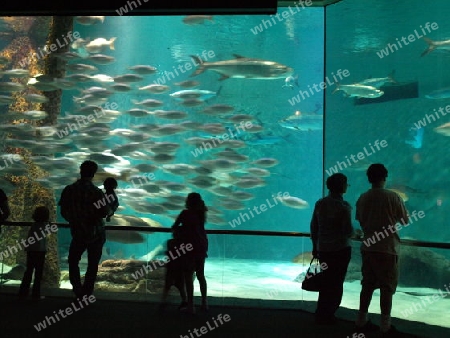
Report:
0,16,310,241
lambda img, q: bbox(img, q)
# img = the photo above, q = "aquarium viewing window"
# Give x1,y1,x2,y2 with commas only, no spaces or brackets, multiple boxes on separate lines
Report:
1,0,450,335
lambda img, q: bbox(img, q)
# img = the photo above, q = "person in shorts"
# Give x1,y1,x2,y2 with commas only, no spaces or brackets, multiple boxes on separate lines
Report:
354,164,408,335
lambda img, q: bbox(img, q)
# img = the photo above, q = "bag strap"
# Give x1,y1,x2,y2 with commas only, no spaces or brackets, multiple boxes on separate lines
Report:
306,257,320,274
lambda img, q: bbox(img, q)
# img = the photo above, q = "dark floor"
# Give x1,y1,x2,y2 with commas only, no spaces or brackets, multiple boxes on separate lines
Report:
0,291,448,338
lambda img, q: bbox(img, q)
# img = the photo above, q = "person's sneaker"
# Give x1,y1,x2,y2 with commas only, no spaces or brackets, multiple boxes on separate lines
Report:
183,306,196,315
73,287,85,299
200,302,209,312
354,319,379,333
178,301,188,311
381,325,401,337
315,315,337,325
157,303,167,315
18,293,28,301
32,296,45,301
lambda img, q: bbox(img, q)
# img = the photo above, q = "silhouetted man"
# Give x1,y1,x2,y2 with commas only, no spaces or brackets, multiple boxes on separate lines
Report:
59,160,110,298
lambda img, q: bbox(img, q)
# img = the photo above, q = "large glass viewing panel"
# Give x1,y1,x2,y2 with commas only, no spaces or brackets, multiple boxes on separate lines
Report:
0,7,323,302
325,0,450,330
1,2,450,333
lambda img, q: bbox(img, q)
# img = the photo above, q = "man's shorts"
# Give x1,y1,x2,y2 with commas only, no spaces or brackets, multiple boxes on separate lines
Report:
361,251,399,293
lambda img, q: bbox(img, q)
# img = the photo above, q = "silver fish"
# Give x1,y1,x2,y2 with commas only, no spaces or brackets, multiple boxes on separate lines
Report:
0,95,14,104
282,75,299,89
174,80,200,88
132,99,164,108
202,104,234,115
71,38,90,50
332,83,384,98
75,16,105,25
82,86,113,98
24,93,49,103
357,70,396,89
170,89,216,100
90,74,114,83
53,51,84,61
113,74,144,83
87,54,116,65
128,65,157,74
0,82,25,92
110,83,131,92
84,38,116,54
0,69,30,78
149,110,188,120
65,73,92,82
425,87,450,99
65,63,98,73
139,84,170,93
190,54,293,80
279,112,323,131
421,37,450,56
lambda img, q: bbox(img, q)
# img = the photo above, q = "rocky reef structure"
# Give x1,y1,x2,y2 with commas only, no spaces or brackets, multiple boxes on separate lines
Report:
92,259,167,294
0,16,73,288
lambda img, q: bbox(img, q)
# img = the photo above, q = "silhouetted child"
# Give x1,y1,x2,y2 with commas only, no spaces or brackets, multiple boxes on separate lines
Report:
159,229,187,312
19,206,52,300
103,177,119,222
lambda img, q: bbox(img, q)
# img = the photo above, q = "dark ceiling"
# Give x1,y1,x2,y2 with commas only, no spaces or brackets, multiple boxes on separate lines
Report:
0,0,342,16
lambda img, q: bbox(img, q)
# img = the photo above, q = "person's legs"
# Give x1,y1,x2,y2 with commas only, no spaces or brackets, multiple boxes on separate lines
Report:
83,236,104,296
31,252,46,298
176,275,187,304
68,238,87,297
377,254,398,333
19,252,35,297
380,288,394,332
356,251,376,327
161,270,172,304
184,269,195,313
194,256,207,310
316,247,351,321
183,255,196,313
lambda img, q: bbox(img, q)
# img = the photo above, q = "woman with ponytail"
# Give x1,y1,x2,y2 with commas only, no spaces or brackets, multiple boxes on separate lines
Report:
172,192,208,314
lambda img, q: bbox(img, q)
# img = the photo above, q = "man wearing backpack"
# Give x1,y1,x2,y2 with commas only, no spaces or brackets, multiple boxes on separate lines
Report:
59,160,111,298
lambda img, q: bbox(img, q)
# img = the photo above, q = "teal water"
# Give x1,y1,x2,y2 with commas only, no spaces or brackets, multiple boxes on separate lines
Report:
1,5,450,332
2,0,449,264
57,11,325,260
326,0,450,245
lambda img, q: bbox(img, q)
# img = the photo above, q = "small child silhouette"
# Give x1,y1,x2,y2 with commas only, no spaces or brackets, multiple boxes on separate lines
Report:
19,206,53,301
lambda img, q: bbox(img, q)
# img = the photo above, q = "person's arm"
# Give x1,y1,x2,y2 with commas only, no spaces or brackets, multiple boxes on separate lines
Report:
105,191,119,221
58,186,72,222
95,189,112,219
353,198,364,239
342,202,354,238
397,197,409,225
310,202,319,258
171,211,184,231
0,189,10,222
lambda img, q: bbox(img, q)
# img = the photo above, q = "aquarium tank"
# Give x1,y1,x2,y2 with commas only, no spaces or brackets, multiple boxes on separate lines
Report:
0,0,449,332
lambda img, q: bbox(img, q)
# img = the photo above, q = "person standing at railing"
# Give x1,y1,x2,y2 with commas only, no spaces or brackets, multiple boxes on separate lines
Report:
18,206,51,301
0,188,11,232
172,192,209,314
354,163,409,335
103,177,119,222
58,160,111,299
310,173,353,325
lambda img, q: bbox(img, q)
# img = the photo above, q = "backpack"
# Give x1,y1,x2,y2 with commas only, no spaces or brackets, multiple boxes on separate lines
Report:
59,180,110,243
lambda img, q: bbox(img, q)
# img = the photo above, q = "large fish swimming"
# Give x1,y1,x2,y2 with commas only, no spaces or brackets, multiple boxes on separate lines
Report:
357,70,396,89
421,37,450,57
279,111,323,131
190,54,293,81
425,87,450,99
332,82,384,98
